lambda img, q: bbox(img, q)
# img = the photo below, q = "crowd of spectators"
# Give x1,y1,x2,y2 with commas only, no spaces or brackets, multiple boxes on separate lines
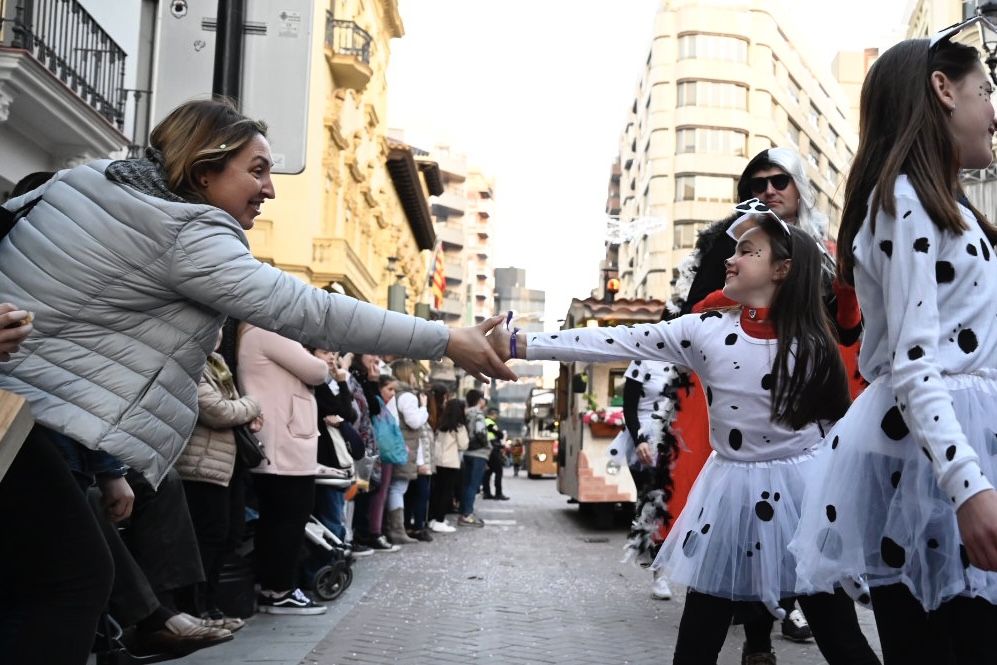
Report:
0,98,517,665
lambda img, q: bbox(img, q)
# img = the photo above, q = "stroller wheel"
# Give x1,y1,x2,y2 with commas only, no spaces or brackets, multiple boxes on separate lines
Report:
313,565,353,601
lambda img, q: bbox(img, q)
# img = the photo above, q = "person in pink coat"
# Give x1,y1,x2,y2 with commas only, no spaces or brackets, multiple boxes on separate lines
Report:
236,323,330,615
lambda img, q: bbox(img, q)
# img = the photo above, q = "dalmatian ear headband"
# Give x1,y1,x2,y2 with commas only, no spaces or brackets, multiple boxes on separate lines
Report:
929,14,997,49
727,198,792,241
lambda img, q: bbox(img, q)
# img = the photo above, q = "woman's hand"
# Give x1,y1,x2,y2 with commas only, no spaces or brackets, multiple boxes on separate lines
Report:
445,315,517,383
0,304,32,362
417,464,431,475
248,415,264,433
98,476,135,523
957,488,997,570
635,442,654,467
363,354,380,381
324,414,344,427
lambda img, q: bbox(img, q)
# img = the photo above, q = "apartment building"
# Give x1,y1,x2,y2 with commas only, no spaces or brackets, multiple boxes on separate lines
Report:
606,0,859,301
492,267,546,437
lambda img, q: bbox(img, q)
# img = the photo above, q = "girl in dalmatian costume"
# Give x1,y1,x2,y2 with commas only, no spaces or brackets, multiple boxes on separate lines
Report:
613,359,686,601
492,214,880,665
790,33,997,664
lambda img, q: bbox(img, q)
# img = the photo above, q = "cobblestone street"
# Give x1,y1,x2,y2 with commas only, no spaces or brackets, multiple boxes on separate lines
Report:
181,475,881,665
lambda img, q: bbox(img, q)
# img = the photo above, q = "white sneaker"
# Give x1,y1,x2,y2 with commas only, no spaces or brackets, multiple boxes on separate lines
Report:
651,573,673,600
428,519,456,533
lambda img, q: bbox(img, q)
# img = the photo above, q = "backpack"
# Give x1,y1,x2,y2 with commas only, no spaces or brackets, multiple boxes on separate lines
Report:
467,429,489,451
371,397,408,465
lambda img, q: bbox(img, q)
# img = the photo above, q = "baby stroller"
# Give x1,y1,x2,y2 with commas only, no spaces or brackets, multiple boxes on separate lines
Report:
300,476,355,602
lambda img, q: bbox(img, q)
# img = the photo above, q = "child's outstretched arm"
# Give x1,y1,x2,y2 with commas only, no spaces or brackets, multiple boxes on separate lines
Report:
489,312,707,372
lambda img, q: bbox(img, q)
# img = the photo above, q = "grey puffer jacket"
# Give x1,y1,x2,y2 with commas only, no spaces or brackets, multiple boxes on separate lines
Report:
0,160,449,486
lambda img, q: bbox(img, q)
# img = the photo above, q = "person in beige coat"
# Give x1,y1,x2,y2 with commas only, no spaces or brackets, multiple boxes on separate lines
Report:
176,329,262,628
428,399,468,533
236,323,330,615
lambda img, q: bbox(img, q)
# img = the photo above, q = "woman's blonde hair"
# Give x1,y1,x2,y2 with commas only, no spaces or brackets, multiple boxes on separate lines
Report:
150,98,268,201
389,359,425,390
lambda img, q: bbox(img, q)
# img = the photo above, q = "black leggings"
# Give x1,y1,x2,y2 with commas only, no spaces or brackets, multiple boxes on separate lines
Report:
0,427,114,665
430,467,461,523
253,473,314,592
673,589,881,665
871,583,997,665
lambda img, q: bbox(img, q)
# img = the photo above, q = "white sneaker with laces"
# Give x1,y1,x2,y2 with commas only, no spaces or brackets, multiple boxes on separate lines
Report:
428,519,456,533
651,573,673,600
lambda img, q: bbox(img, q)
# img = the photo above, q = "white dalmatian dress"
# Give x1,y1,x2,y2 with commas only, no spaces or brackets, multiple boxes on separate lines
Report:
607,360,682,469
790,176,997,611
527,311,829,612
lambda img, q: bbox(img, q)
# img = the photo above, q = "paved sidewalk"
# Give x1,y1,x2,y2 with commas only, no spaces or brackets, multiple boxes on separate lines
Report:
178,475,881,664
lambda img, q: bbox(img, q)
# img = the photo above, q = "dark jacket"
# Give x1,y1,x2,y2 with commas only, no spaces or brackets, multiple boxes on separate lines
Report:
315,380,363,468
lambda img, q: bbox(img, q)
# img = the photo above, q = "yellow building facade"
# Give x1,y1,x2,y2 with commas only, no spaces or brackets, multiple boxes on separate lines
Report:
245,0,435,311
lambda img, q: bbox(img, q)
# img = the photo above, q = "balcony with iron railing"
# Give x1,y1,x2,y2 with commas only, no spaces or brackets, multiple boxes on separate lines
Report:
0,0,126,129
324,11,373,91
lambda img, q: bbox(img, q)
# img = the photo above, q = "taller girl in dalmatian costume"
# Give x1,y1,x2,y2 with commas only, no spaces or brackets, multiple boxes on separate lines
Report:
791,32,997,664
490,214,879,665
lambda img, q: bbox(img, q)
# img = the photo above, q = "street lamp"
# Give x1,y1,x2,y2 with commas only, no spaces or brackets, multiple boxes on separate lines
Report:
974,2,997,84
386,256,407,313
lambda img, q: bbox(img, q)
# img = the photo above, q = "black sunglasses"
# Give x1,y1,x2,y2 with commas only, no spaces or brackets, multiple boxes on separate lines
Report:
748,174,792,195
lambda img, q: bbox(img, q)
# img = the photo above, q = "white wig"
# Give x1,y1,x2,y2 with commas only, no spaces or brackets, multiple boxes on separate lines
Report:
762,147,829,240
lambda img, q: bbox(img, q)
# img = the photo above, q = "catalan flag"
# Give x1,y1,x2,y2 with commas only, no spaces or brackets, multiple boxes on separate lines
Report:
431,249,446,310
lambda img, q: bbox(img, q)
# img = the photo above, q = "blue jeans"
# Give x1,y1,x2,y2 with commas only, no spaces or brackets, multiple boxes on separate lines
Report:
404,474,432,529
460,454,489,517
387,477,409,511
314,486,346,540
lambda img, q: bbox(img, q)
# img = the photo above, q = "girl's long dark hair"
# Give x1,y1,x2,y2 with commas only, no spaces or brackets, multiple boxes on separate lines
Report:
762,219,851,428
838,39,997,283
438,399,466,433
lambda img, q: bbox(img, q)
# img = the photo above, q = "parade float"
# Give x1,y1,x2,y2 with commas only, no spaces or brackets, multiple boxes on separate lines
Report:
553,297,666,527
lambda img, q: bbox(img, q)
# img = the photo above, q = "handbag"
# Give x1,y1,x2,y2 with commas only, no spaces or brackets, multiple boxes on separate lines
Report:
326,424,355,474
371,397,408,465
233,424,267,468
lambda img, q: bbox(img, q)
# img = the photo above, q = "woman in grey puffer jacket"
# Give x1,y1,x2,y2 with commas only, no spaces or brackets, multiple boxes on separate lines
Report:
0,99,514,665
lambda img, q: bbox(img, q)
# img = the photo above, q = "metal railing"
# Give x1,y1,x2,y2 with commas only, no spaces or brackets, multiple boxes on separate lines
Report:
0,0,126,129
325,12,371,65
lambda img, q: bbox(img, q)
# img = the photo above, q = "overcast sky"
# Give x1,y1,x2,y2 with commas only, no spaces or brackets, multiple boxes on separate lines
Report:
387,0,911,328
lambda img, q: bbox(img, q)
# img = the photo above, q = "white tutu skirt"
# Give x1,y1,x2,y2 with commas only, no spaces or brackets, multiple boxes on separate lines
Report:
651,449,818,611
790,372,997,611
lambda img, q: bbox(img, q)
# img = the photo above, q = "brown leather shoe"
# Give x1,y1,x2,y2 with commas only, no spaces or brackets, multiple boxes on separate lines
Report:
127,612,232,656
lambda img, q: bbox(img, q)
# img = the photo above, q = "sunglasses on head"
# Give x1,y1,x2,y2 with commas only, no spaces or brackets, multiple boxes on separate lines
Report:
727,198,792,240
748,173,793,195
